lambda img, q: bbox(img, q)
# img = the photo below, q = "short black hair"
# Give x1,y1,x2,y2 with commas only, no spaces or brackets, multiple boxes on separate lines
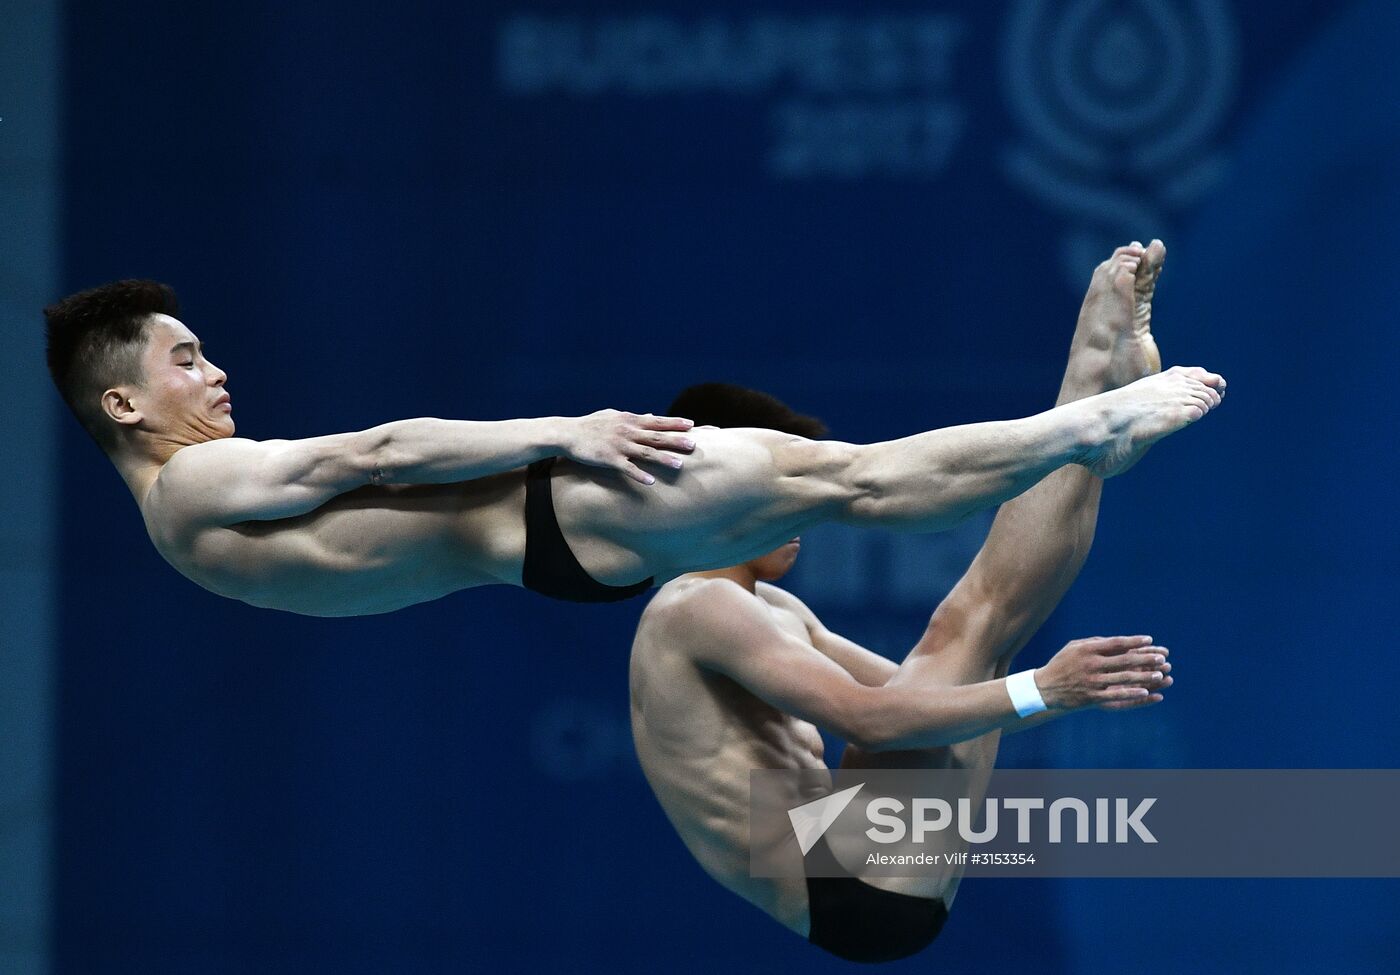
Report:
44,279,180,452
667,382,828,439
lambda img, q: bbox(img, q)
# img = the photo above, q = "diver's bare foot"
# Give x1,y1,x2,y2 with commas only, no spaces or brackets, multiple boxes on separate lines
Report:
1078,366,1226,478
1110,238,1166,387
1064,242,1158,397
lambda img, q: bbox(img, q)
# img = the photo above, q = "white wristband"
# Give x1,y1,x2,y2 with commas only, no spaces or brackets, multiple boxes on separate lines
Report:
1005,669,1047,718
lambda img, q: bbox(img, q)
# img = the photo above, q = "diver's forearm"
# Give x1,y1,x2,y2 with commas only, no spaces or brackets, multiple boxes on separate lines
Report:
1001,707,1061,736
374,416,561,484
855,675,1067,751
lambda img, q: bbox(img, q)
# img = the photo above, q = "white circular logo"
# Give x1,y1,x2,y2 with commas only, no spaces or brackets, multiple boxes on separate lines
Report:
1001,0,1237,284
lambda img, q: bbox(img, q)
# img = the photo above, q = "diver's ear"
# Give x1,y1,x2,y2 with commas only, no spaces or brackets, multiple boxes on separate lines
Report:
102,387,143,428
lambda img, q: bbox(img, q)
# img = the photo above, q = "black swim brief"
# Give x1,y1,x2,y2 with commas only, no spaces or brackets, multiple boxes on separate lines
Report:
521,457,655,603
805,835,949,964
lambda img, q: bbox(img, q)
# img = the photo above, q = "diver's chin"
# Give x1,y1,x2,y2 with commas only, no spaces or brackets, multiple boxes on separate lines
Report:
757,562,797,583
190,419,235,442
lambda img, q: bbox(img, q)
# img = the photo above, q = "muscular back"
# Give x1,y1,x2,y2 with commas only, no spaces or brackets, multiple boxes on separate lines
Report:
629,579,830,931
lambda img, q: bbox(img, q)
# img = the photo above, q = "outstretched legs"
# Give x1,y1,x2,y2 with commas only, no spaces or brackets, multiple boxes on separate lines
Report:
836,241,1182,903
568,244,1221,589
799,360,1222,534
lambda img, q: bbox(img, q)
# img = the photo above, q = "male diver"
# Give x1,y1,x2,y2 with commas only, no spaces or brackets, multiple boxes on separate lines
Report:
43,241,1222,615
629,243,1180,962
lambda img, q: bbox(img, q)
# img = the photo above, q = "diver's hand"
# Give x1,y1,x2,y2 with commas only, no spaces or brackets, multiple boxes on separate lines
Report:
1035,635,1172,712
561,410,696,485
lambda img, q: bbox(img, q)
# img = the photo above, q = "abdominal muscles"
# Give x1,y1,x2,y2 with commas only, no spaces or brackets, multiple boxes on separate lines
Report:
631,661,828,922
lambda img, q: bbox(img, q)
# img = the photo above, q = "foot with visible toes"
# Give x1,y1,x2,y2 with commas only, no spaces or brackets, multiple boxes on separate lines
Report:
1064,240,1164,397
1079,365,1227,478
1110,238,1166,388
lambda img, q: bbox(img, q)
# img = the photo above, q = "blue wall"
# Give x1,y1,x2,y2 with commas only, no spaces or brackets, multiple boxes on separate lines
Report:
52,1,1399,971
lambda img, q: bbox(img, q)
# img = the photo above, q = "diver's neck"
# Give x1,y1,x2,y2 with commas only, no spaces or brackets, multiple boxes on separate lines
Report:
110,435,191,507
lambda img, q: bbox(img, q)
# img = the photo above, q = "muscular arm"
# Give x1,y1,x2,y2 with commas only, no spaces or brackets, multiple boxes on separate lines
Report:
153,411,695,528
757,584,897,687
668,581,1157,752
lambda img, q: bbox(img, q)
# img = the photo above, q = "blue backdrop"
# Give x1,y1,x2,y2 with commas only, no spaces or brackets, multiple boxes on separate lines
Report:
52,1,1399,971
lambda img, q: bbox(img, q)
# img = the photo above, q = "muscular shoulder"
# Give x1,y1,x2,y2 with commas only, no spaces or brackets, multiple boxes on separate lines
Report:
642,576,773,662
756,582,828,644
159,437,270,479
147,438,272,526
755,582,823,630
645,575,756,630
